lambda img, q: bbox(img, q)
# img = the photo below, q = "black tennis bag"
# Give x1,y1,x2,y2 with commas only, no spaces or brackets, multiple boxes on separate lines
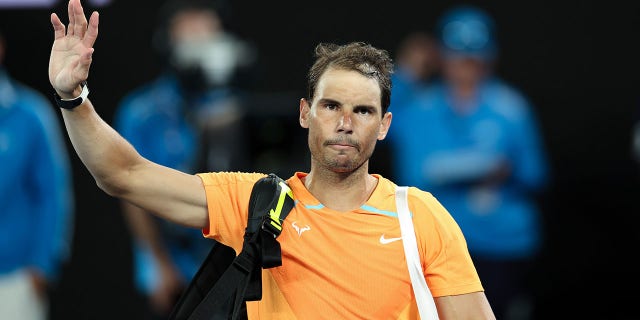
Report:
168,173,295,320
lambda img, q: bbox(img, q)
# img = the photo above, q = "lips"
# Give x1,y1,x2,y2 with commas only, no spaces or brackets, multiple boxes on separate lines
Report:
327,143,357,151
325,138,359,151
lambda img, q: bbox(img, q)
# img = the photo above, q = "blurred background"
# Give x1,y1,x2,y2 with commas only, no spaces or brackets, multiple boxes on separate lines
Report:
0,0,639,319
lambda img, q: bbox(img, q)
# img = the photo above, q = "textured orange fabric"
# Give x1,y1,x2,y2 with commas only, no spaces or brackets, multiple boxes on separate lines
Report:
197,171,483,319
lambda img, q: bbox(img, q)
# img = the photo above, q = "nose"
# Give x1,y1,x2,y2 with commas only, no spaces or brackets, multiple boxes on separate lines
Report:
337,112,353,133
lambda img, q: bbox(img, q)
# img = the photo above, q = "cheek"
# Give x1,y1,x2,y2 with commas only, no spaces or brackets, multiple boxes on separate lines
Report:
307,124,324,146
309,116,334,135
357,127,381,152
376,123,388,140
367,121,384,138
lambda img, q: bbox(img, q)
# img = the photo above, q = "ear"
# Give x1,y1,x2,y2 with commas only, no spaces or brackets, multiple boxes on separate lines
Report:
377,112,392,140
299,98,311,128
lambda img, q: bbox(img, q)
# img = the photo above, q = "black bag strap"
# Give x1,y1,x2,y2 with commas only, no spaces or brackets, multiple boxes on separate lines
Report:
168,173,294,320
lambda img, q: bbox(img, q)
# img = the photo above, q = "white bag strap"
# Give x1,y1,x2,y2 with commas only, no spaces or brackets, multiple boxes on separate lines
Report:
395,186,439,320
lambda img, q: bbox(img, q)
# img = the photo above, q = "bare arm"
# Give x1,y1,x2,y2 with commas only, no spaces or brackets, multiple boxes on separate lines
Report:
121,201,177,277
121,201,185,313
49,0,208,228
435,292,496,320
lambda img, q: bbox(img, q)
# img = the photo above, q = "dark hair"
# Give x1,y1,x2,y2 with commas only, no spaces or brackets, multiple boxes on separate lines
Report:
307,42,394,114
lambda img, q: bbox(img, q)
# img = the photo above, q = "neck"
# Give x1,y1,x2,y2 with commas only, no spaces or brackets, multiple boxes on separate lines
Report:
303,164,378,212
449,82,479,115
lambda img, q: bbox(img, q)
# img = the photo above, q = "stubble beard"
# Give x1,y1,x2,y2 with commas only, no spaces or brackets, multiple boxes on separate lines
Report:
317,146,374,174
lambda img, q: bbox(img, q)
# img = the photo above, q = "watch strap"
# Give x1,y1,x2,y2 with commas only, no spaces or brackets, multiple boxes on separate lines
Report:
54,81,89,109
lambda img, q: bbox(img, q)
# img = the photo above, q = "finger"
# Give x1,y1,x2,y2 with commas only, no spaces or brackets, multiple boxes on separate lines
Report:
73,0,88,38
77,47,94,80
82,11,99,49
71,47,93,82
80,47,94,67
67,0,75,36
50,13,66,40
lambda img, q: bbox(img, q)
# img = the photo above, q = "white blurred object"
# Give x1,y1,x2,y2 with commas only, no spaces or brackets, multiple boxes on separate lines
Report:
172,34,254,87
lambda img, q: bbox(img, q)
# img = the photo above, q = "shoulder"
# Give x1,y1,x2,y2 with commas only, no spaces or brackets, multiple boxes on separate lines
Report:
197,171,268,191
6,78,52,111
116,75,181,116
404,186,464,235
410,82,447,109
377,177,446,220
482,79,534,120
10,82,60,131
406,187,446,218
196,172,269,218
14,82,51,107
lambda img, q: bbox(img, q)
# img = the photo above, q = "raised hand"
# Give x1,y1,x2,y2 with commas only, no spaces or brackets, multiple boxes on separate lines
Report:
49,0,99,99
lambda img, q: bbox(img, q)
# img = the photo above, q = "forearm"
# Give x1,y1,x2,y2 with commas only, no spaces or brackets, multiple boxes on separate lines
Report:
423,150,506,186
59,98,209,228
60,98,142,196
122,201,175,268
435,292,496,319
49,1,209,229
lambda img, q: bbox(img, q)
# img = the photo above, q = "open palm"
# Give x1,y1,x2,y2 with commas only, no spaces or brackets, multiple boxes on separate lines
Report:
49,0,99,97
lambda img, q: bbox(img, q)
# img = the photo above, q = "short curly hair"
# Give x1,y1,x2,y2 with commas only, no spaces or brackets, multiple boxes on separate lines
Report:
307,42,394,115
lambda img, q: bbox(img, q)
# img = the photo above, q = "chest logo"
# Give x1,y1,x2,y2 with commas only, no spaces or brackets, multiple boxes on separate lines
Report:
292,221,311,237
379,234,402,244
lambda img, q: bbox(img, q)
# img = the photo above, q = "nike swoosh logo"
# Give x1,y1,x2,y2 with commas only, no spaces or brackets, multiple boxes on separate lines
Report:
379,234,402,244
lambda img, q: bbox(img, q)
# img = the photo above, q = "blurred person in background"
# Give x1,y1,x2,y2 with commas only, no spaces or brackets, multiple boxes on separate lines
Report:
0,29,74,320
388,5,549,320
390,30,440,111
112,0,258,318
374,31,441,177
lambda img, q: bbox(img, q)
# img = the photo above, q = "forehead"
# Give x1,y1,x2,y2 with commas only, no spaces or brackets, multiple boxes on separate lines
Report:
314,68,381,108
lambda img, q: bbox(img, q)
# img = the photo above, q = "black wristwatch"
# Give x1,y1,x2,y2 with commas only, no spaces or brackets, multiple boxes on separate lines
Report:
53,81,89,109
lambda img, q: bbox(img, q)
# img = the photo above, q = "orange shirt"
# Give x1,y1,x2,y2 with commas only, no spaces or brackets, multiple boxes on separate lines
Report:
197,171,483,319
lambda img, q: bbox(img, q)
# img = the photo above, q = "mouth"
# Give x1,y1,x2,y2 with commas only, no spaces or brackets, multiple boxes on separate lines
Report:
325,139,359,151
328,143,356,151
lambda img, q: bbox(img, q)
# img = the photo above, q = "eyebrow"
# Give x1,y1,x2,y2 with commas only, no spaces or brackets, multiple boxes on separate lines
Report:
317,98,340,106
317,98,378,113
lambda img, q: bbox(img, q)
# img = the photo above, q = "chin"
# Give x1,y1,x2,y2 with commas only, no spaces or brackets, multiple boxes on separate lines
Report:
327,160,364,173
331,167,353,173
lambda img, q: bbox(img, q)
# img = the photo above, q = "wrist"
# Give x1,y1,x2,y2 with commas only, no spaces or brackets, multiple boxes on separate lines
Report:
54,81,89,109
56,84,83,99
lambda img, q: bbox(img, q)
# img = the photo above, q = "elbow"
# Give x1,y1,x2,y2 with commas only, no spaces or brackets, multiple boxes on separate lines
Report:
95,173,129,198
92,154,145,198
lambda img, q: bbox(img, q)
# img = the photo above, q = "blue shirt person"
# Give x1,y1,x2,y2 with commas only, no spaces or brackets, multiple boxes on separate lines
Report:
0,63,74,319
113,1,256,317
388,5,550,319
114,73,224,317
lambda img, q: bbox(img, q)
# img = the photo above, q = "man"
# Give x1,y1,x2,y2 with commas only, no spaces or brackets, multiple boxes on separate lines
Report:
0,29,74,319
113,1,256,317
48,0,495,318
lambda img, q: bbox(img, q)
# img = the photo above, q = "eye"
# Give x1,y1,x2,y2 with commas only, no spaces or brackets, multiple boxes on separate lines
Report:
354,106,374,115
324,103,338,110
